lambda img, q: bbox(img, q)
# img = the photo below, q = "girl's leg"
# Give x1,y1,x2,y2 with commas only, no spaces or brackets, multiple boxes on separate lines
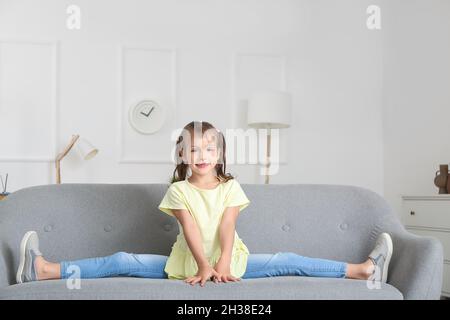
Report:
17,231,169,283
346,260,375,279
35,256,61,280
37,252,168,280
60,252,169,279
241,252,373,280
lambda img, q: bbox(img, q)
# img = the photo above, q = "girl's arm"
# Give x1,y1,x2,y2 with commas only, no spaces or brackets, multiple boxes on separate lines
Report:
218,206,240,263
171,209,210,268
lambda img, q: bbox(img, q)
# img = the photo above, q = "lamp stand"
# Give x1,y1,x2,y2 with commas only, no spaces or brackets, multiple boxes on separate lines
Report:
265,129,271,184
55,134,79,184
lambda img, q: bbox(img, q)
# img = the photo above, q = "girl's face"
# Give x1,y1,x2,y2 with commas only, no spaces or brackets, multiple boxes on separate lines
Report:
182,131,221,178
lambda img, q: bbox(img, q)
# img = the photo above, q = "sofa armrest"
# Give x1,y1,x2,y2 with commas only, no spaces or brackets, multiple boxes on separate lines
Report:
0,240,12,288
387,229,444,300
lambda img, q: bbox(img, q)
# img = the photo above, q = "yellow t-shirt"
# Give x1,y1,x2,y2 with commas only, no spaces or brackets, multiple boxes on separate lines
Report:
158,178,251,280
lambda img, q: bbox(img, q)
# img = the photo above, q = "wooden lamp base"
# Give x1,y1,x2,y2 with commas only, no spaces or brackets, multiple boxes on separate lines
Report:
0,193,9,201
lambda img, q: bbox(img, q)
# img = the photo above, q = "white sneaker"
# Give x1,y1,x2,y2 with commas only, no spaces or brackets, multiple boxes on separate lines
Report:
368,232,393,283
16,231,42,284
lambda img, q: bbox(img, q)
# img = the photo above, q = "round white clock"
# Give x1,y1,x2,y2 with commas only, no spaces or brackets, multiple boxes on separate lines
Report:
128,100,165,134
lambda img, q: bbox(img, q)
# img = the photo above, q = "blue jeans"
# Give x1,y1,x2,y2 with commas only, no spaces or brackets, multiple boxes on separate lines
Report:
60,252,347,279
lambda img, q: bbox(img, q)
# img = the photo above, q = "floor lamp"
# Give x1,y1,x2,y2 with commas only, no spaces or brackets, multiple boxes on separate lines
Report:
247,91,292,184
55,135,98,184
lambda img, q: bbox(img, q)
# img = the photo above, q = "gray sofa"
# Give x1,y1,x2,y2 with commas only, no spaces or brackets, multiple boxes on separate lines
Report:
0,183,443,300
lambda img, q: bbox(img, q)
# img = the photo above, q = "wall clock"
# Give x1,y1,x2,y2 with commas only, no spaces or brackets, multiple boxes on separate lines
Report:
128,99,165,134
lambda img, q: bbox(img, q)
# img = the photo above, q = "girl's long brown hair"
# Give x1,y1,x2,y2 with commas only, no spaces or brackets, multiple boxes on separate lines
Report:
170,121,234,184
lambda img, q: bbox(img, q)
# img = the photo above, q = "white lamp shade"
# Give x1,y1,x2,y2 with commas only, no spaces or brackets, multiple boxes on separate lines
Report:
75,137,98,160
247,90,292,129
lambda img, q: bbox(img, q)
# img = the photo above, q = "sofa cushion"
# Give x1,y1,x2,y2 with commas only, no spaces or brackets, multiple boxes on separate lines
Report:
0,276,403,300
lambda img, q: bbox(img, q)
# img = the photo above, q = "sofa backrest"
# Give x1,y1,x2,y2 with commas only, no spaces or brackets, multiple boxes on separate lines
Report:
0,183,401,275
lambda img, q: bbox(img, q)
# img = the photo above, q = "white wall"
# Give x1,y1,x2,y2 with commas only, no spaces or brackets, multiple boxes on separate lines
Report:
0,0,383,196
382,0,450,216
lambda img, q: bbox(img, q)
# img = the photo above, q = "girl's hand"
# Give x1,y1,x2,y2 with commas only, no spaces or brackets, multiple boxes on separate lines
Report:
213,258,241,283
184,265,219,287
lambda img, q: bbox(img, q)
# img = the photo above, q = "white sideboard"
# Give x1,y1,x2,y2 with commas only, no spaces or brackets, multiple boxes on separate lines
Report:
401,195,450,298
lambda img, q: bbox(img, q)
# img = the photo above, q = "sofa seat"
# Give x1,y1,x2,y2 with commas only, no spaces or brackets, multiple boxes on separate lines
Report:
0,276,403,300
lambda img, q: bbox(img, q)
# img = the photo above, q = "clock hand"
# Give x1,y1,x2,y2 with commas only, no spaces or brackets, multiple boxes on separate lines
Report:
140,106,155,117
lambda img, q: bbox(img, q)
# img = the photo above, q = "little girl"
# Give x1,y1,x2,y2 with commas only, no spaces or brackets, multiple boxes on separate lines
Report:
16,121,393,287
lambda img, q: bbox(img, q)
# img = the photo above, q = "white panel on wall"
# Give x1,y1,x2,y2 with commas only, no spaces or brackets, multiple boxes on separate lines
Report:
118,46,177,164
0,40,58,162
231,53,289,165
